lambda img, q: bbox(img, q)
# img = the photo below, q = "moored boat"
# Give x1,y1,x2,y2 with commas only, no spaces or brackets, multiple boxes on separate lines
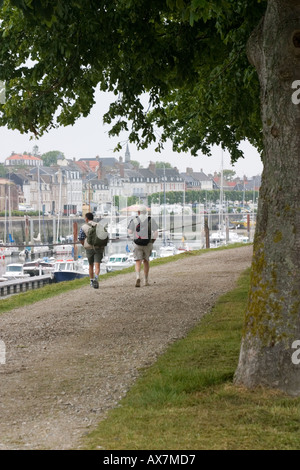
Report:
0,246,12,256
3,263,31,280
105,253,135,273
52,259,88,282
159,244,178,257
23,258,55,277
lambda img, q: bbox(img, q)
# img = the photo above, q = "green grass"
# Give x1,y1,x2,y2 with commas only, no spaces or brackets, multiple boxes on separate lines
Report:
3,243,300,449
0,242,248,315
84,267,300,451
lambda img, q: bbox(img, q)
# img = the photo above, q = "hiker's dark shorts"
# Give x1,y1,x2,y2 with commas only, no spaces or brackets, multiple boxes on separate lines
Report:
86,248,104,265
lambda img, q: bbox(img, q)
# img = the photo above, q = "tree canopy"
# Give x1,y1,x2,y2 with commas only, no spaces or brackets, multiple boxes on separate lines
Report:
41,150,64,166
0,0,266,162
155,161,173,169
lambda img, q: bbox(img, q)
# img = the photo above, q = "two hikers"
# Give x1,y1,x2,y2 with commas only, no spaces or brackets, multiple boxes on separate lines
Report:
79,205,158,288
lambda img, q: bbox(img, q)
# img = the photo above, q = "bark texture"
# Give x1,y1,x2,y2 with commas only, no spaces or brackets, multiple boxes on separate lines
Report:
235,0,300,395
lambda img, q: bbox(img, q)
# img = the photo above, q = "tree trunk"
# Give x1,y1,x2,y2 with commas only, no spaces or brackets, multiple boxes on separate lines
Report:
234,0,300,396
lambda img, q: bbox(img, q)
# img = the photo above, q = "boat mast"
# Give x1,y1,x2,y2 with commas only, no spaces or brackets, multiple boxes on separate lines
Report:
4,194,7,244
38,165,41,237
56,169,62,243
219,149,224,241
8,176,12,240
163,164,166,246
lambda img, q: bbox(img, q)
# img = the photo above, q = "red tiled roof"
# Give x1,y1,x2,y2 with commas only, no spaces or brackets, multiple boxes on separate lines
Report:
7,153,42,161
74,161,90,172
87,161,100,171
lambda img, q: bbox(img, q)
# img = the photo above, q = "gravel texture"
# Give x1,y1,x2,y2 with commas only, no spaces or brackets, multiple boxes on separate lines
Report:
0,245,253,450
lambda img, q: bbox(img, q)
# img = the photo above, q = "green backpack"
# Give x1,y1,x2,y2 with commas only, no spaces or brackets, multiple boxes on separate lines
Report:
86,222,108,248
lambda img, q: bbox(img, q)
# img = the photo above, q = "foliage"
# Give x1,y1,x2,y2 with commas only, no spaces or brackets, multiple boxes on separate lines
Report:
0,163,6,177
155,161,173,169
127,195,140,206
41,150,64,166
222,169,237,181
148,189,258,205
0,210,40,216
0,0,267,163
114,195,139,209
130,160,141,169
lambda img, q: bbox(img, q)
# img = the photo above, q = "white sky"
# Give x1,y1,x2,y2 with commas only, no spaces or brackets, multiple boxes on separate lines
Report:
0,90,263,179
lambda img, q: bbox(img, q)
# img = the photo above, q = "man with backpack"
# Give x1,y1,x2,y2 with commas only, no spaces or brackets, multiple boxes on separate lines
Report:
78,212,108,289
127,205,158,287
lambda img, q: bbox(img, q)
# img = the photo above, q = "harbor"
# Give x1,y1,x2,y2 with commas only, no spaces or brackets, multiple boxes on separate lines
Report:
0,205,255,297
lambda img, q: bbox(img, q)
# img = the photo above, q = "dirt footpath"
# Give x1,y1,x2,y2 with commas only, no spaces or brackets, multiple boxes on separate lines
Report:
0,245,253,450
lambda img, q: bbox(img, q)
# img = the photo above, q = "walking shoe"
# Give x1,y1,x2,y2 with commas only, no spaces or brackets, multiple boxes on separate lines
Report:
93,278,99,289
135,278,141,287
144,280,150,286
90,279,94,288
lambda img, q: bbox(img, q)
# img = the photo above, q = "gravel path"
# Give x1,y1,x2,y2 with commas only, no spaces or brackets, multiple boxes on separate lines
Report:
0,245,253,450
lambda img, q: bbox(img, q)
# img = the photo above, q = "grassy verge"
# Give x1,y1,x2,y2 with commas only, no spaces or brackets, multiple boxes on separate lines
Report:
0,243,248,315
84,268,300,451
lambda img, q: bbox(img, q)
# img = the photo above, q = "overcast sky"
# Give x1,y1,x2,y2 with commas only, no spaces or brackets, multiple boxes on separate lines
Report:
0,90,263,179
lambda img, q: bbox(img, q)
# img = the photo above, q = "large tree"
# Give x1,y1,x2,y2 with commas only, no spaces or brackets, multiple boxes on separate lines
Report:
41,150,64,166
1,0,300,395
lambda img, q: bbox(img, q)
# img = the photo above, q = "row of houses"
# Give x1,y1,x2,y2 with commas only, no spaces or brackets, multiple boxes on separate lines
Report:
0,147,261,214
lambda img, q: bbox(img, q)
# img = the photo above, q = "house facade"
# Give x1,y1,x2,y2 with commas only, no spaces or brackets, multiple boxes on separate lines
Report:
5,153,43,167
181,168,214,190
23,168,68,215
0,178,18,211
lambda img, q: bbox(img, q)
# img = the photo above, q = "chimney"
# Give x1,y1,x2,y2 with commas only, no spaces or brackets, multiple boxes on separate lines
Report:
97,161,103,180
149,161,156,174
119,162,124,178
186,167,193,175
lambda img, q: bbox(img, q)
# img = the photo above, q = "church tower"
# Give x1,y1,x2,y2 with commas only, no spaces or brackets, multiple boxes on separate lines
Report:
125,143,131,163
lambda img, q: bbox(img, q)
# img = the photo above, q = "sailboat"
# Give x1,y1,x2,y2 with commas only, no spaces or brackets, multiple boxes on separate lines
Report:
32,232,50,255
0,241,12,257
29,167,50,256
33,233,41,243
1,185,18,256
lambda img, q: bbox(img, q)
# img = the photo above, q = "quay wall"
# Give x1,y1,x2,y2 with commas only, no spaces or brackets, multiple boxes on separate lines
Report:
0,217,83,244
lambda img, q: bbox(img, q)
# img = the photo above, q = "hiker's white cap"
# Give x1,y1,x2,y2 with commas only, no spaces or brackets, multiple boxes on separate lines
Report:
136,205,147,214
